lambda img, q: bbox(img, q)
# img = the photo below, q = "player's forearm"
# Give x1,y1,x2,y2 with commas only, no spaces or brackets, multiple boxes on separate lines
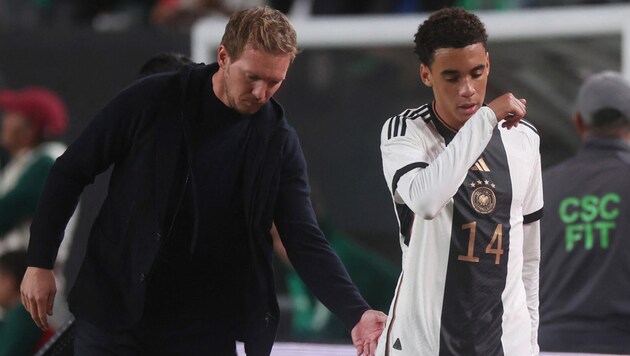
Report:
398,107,498,219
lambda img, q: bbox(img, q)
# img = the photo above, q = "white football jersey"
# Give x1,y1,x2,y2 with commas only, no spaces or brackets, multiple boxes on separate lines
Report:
377,103,543,356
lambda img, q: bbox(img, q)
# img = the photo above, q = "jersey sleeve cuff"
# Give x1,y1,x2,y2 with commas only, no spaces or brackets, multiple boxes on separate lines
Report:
524,207,543,224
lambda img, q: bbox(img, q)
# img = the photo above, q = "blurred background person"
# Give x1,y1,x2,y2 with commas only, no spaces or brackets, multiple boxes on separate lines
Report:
0,87,68,260
136,51,194,78
540,71,630,354
0,86,75,328
0,249,47,356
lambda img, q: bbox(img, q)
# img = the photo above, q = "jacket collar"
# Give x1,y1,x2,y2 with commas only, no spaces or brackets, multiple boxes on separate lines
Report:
581,137,630,154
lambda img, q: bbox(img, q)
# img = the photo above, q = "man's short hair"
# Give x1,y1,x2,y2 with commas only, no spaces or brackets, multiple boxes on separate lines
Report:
220,6,298,62
414,7,488,66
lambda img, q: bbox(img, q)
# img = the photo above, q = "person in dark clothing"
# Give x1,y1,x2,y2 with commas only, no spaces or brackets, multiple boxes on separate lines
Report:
540,71,630,354
19,6,386,356
137,52,194,79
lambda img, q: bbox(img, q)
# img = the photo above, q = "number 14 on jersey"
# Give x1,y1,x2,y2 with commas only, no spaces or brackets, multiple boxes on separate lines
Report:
458,222,504,264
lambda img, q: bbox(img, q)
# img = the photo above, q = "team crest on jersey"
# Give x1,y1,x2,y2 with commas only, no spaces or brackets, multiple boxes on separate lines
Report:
469,179,497,214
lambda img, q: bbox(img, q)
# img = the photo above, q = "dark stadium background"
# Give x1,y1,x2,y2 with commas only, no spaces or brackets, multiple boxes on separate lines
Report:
0,28,619,339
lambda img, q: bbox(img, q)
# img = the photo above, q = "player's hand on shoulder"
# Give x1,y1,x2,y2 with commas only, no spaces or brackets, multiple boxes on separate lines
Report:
487,93,527,129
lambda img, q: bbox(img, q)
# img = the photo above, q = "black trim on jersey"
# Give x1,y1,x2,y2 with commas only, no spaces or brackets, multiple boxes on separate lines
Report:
427,105,457,146
395,203,414,246
524,207,543,224
519,119,539,135
393,117,401,139
401,116,408,136
387,117,394,140
387,105,429,139
392,162,428,195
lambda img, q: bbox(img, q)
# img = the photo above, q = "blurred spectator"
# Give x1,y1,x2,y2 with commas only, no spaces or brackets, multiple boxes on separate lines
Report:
0,86,76,327
540,71,630,354
0,87,68,254
0,249,45,356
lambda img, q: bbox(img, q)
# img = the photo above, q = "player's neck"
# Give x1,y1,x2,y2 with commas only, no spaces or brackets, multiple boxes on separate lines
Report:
432,101,460,132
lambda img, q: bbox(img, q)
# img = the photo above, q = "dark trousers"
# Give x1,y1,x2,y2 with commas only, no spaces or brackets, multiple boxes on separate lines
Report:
74,317,238,356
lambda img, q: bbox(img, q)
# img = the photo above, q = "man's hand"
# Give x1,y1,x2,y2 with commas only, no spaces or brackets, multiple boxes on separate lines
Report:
487,93,527,129
351,309,388,356
20,266,56,330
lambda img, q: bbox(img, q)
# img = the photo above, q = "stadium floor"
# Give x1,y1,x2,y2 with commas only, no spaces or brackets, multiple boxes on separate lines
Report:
235,343,627,356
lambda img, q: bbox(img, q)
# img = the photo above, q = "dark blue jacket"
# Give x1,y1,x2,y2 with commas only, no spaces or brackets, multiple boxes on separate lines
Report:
27,63,369,355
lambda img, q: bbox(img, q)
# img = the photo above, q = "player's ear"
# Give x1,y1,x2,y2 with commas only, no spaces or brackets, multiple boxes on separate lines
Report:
420,64,432,88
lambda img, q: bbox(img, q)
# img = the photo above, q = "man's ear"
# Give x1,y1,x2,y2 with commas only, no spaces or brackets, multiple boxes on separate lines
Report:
573,112,588,139
420,64,432,88
217,45,229,67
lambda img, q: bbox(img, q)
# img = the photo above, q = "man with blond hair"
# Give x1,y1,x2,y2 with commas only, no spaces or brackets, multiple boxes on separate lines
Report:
21,7,385,355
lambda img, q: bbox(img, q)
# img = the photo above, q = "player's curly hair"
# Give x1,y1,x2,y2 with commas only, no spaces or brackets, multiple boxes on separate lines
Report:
414,7,488,66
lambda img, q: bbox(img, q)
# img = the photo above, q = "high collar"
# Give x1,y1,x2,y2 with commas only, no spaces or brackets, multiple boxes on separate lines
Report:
580,137,630,154
428,101,457,146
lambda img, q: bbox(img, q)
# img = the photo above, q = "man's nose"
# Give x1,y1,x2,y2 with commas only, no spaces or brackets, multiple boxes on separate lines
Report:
459,78,475,97
252,82,268,102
